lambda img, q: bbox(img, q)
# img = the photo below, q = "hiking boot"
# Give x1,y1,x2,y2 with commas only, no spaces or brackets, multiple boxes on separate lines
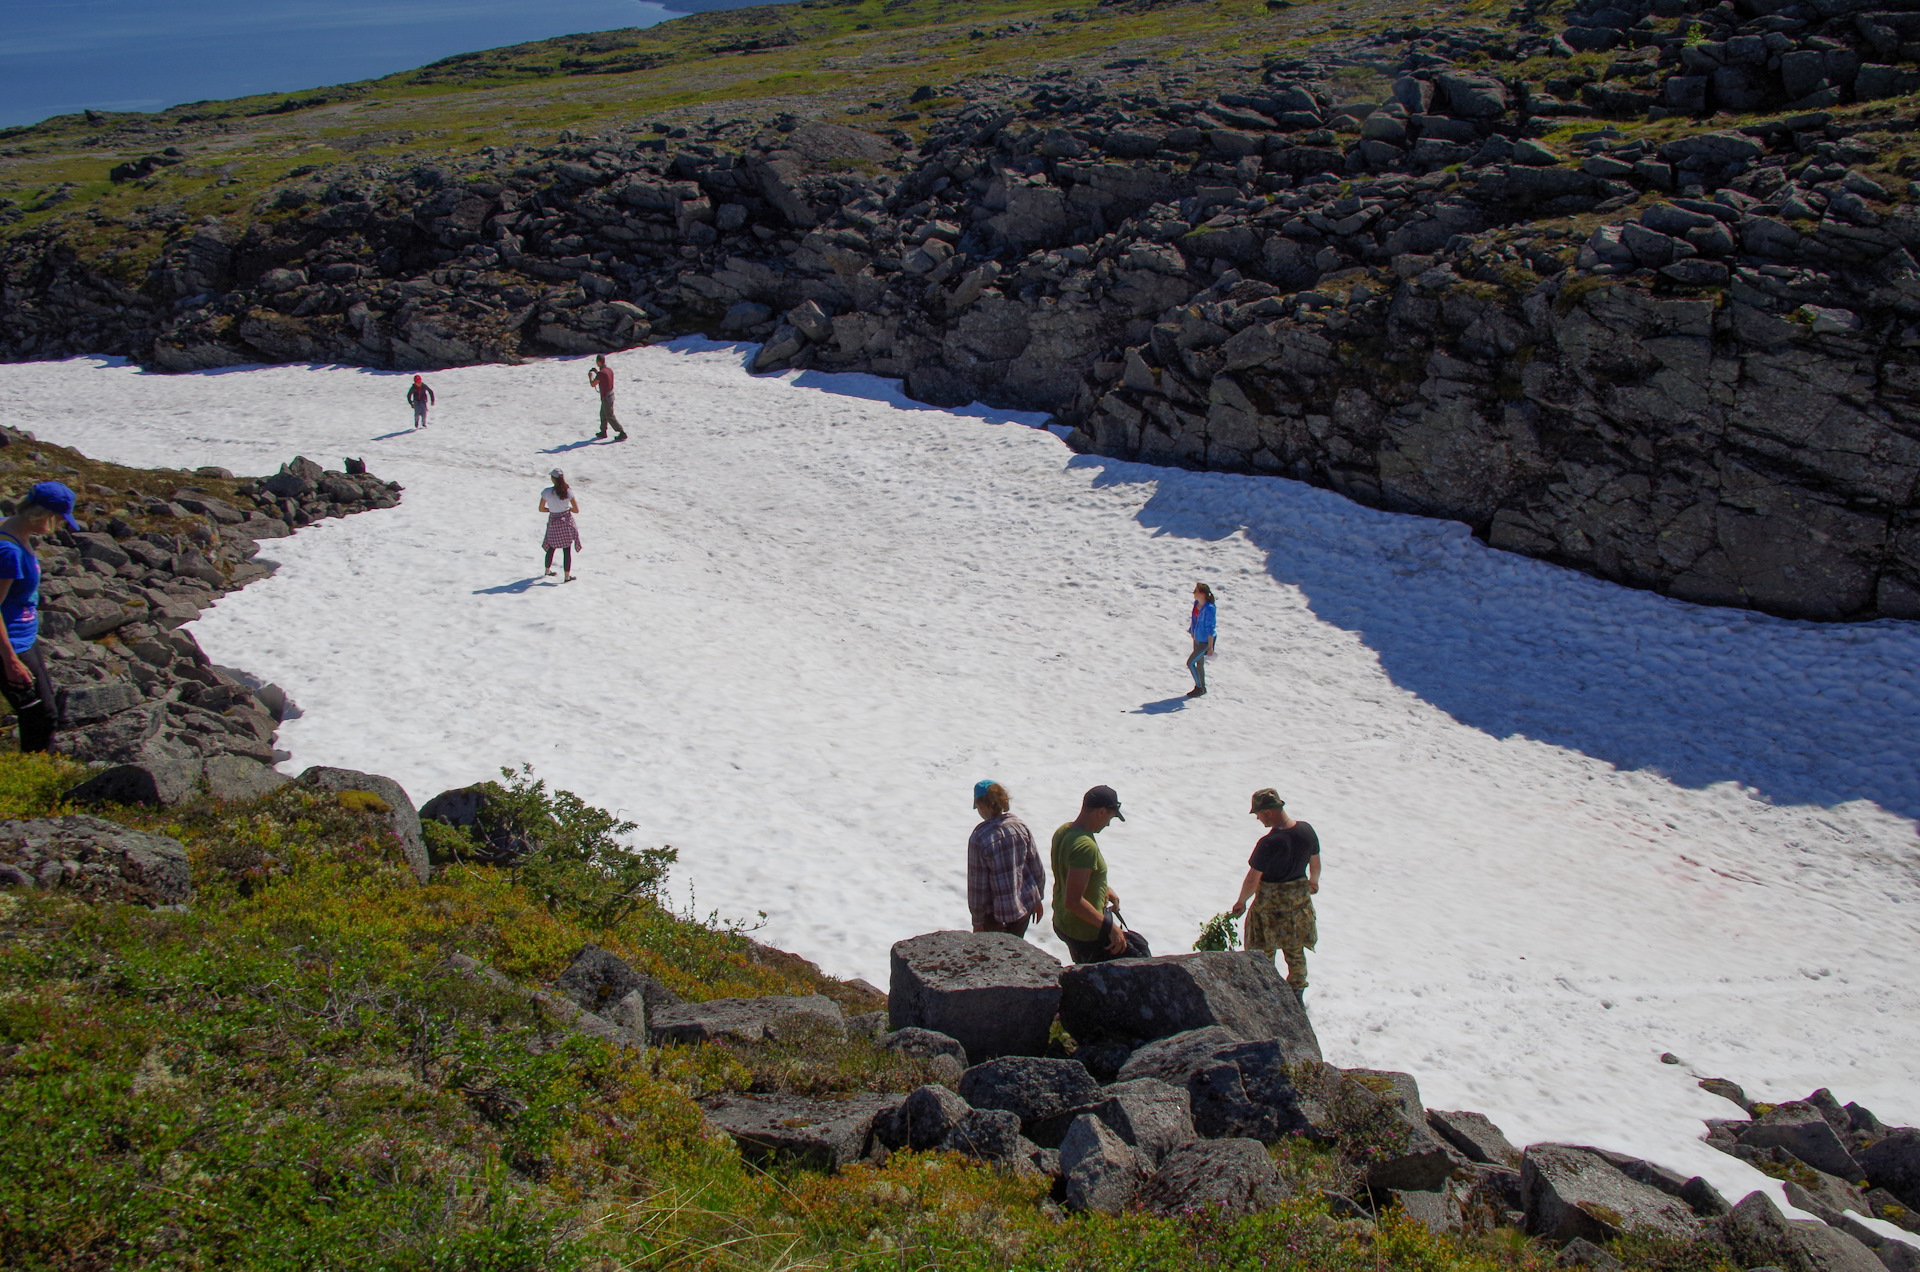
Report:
615,432,629,441
596,429,608,438
1185,687,1204,698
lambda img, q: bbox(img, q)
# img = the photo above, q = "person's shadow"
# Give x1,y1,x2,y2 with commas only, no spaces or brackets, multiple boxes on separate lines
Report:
473,577,548,595
370,428,416,441
1134,696,1189,715
539,437,611,455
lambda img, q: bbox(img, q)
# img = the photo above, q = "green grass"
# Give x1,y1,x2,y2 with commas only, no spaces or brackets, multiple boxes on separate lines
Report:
0,750,1742,1269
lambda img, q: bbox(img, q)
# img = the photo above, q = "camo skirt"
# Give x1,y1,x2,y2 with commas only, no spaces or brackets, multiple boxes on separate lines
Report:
1244,879,1317,954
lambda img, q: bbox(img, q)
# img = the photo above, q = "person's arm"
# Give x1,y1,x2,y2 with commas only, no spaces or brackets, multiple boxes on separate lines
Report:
536,497,549,512
1227,866,1263,918
569,499,580,513
1308,854,1321,896
1207,605,1217,654
1061,868,1103,932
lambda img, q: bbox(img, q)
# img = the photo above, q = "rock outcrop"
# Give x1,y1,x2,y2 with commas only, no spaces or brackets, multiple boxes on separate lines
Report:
0,814,192,905
6,16,1920,620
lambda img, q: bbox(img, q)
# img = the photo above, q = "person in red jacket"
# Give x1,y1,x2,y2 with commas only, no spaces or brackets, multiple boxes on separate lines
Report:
586,355,628,441
406,375,434,428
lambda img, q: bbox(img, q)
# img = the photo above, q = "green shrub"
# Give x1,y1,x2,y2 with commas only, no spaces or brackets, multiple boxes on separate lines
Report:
1193,911,1240,951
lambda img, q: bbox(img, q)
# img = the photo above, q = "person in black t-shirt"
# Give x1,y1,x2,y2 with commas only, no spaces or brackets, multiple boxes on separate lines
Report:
1227,788,1320,995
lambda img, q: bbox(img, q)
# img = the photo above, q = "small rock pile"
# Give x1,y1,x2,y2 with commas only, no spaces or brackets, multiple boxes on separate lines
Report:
0,814,192,906
6,447,401,775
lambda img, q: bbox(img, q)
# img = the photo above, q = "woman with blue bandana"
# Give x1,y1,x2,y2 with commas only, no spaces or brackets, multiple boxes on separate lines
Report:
0,481,78,752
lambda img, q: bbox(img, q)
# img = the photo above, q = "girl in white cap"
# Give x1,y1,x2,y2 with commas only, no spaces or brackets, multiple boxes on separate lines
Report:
538,469,581,582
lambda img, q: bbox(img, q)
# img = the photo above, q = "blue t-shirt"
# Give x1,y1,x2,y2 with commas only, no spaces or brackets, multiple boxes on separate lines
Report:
0,537,41,653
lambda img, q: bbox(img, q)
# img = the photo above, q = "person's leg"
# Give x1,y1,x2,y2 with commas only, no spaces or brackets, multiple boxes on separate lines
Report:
544,547,556,575
562,546,573,578
1279,944,1308,993
6,644,56,753
598,398,613,438
1187,639,1207,694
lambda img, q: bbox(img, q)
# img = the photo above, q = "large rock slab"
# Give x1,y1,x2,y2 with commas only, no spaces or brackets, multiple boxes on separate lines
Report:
1722,1189,1886,1272
1522,1144,1701,1243
1863,1129,1920,1210
203,756,291,802
1084,1077,1196,1166
1117,1028,1308,1143
899,1083,973,1151
1059,951,1320,1058
554,943,681,1017
958,1056,1100,1141
66,758,204,807
1741,1102,1868,1181
1141,1137,1288,1217
0,815,192,906
1429,1109,1520,1165
1059,1113,1149,1214
702,1093,893,1171
649,994,844,1045
888,930,1062,1062
297,766,427,883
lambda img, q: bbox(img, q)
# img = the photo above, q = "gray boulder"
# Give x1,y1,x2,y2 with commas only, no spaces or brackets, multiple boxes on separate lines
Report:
66,758,204,807
650,994,844,1045
0,815,192,906
958,1056,1100,1140
1555,1237,1623,1269
418,783,536,864
1084,1077,1196,1166
1059,1114,1149,1214
1393,1187,1464,1235
1742,1103,1867,1182
900,1083,973,1150
1059,951,1320,1057
1118,1028,1308,1143
1141,1137,1288,1217
1521,1144,1701,1243
1428,1109,1519,1165
203,756,291,802
297,766,427,883
1723,1189,1886,1272
554,943,681,1017
942,1108,1028,1163
1863,1130,1920,1210
878,1026,967,1063
888,930,1062,1062
701,1093,894,1172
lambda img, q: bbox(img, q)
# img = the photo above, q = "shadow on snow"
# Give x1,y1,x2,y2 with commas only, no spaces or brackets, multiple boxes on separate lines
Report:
1072,455,1920,822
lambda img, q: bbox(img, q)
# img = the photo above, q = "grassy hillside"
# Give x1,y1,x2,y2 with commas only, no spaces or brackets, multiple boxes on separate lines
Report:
0,752,1742,1270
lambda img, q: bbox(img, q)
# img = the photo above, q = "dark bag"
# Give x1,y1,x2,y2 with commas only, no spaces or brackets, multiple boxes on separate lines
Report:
1109,908,1152,959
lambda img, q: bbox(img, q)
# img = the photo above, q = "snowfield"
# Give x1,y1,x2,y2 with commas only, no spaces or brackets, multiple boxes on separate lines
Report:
4,347,1917,1225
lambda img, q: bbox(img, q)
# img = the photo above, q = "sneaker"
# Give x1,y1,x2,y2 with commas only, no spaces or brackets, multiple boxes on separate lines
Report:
564,573,576,583
615,432,629,441
596,429,607,438
1184,687,1203,698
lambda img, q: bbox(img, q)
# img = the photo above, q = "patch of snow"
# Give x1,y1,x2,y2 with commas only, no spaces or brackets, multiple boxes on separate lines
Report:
5,344,1918,1215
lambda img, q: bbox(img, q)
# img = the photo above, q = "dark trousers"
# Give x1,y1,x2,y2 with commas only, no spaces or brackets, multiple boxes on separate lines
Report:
974,914,1031,938
597,397,625,437
544,546,573,573
3,644,57,752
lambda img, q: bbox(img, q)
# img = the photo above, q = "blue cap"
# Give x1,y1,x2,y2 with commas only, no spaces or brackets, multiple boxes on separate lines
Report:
972,780,997,804
26,481,78,529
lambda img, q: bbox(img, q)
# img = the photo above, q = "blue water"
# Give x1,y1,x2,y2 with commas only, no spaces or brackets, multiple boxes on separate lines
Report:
0,0,783,128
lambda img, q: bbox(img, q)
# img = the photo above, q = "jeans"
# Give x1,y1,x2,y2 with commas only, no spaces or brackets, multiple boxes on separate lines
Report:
974,914,1031,938
2,643,57,752
1187,639,1208,691
412,404,428,427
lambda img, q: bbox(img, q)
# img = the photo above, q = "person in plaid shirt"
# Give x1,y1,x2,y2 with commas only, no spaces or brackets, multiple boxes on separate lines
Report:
967,780,1045,937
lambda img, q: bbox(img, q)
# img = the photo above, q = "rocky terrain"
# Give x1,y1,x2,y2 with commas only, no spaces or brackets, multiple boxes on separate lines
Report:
0,434,399,778
4,0,1920,624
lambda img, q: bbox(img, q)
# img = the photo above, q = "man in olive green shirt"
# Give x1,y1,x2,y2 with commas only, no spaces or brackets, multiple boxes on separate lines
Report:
1051,785,1131,963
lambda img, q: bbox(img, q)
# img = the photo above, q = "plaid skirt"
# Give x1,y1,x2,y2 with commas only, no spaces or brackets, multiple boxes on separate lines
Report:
543,511,581,551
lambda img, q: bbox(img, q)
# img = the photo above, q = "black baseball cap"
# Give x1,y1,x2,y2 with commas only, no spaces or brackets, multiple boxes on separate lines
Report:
1082,785,1125,820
